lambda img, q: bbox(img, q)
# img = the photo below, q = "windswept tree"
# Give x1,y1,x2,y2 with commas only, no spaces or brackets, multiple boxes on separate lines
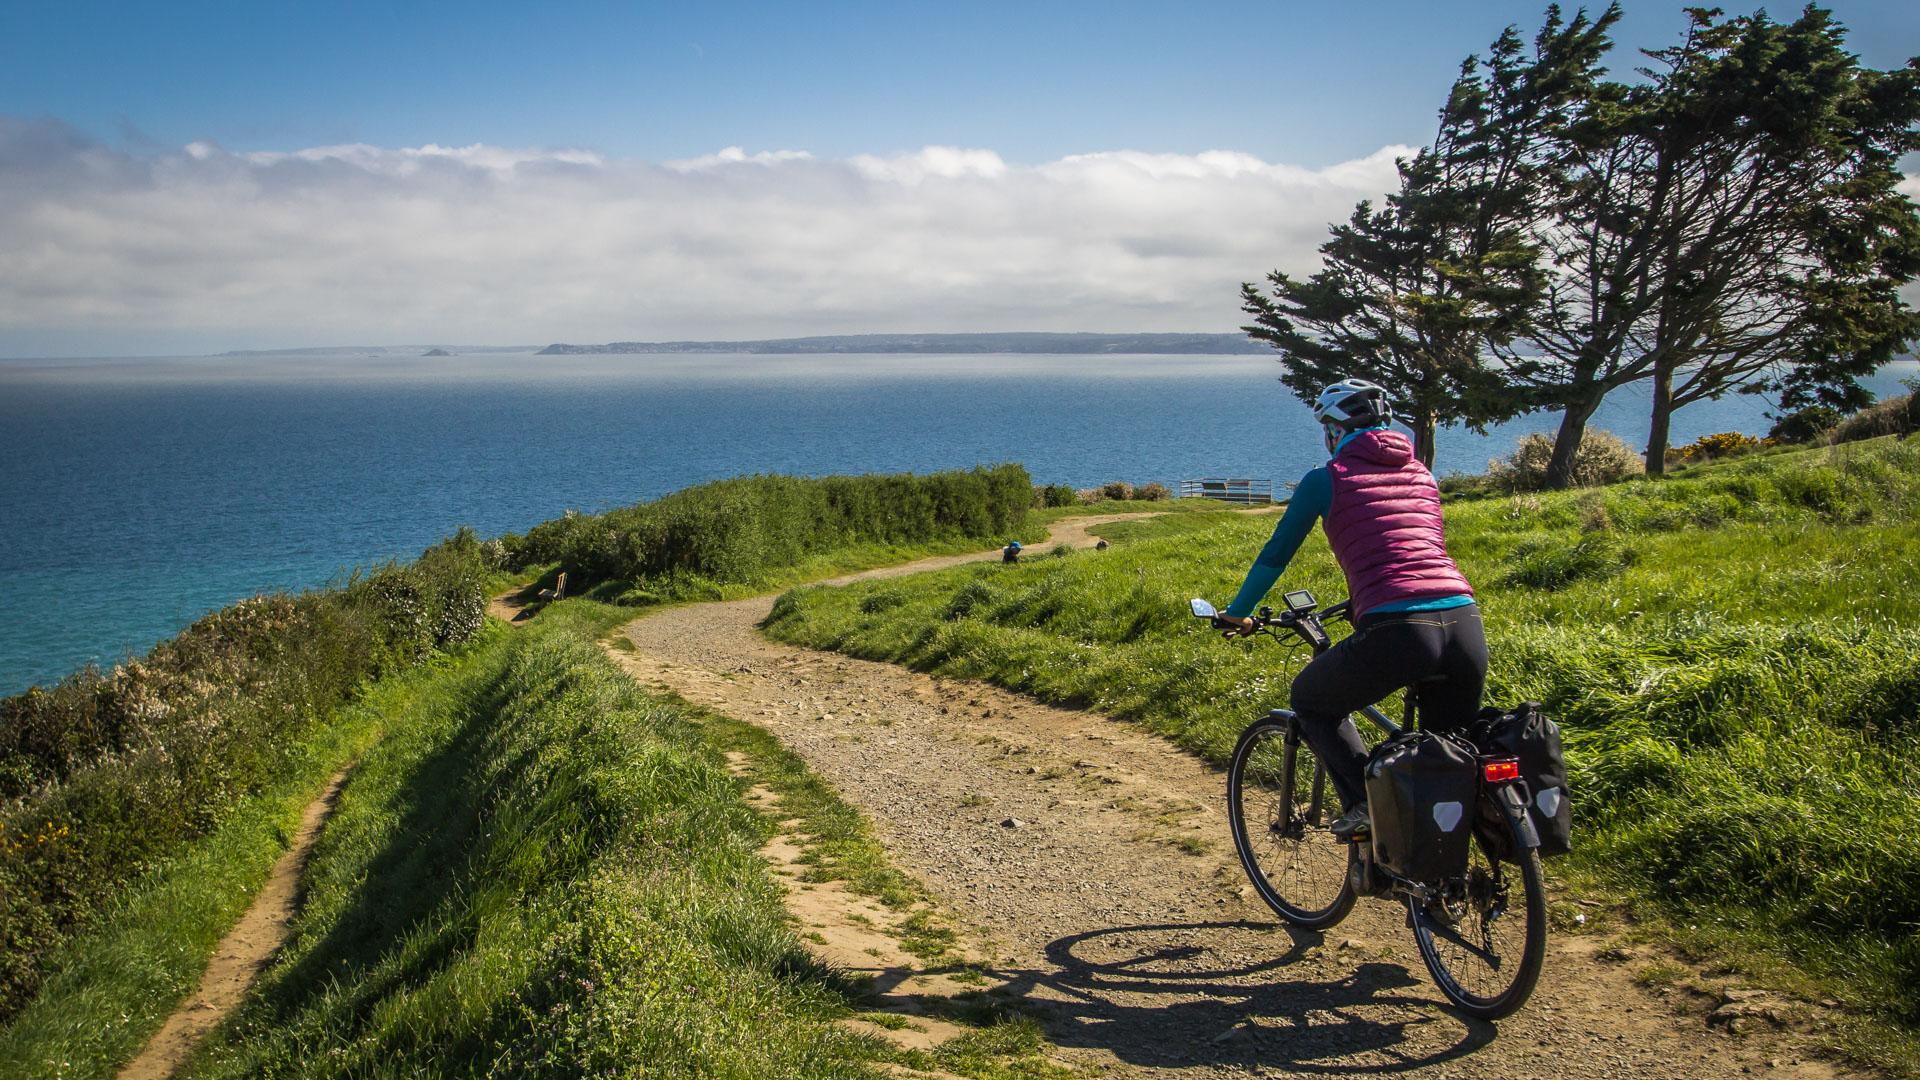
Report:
1521,6,1920,483
1243,5,1621,467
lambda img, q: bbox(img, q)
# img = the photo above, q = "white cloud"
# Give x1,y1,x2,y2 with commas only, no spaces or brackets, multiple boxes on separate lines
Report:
243,141,605,173
849,146,1010,183
0,116,1413,350
666,145,816,170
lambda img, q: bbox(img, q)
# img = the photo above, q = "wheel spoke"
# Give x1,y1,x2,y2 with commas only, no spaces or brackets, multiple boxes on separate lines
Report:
1229,720,1354,928
1415,910,1502,969
1410,815,1547,1019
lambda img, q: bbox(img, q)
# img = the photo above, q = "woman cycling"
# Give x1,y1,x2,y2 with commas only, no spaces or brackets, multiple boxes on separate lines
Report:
1217,378,1486,841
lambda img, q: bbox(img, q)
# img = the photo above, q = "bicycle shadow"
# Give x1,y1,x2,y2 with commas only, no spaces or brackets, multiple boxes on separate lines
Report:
982,919,1499,1072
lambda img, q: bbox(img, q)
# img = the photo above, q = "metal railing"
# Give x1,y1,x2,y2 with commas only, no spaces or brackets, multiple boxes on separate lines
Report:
1180,478,1288,505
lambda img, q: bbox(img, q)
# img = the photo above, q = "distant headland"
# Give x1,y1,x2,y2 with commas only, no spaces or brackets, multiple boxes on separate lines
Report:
536,332,1267,355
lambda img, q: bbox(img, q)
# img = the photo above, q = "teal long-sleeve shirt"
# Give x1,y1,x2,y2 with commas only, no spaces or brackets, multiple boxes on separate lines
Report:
1224,430,1474,619
1225,468,1331,619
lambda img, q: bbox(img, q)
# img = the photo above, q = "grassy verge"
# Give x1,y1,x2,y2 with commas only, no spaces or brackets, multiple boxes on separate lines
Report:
164,602,1065,1079
0,531,495,1031
765,436,1920,1075
0,633,426,1079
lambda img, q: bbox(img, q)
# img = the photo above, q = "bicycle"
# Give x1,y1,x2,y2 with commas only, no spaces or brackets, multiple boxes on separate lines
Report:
1190,590,1547,1020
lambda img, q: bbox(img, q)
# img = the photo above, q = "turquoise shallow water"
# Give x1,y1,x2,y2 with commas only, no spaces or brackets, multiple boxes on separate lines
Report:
3,350,1913,696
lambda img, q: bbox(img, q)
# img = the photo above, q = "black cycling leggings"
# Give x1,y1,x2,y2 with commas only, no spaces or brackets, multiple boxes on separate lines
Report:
1289,604,1488,811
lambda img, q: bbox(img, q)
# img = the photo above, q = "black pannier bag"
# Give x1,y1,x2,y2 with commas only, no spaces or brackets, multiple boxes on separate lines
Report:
1364,730,1479,882
1472,703,1572,858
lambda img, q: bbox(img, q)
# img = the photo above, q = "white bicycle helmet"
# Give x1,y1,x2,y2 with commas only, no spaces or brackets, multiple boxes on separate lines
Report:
1313,378,1392,453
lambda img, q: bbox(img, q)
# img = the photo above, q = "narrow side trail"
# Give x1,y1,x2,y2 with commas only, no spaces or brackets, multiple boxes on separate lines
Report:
611,515,1843,1080
117,768,352,1080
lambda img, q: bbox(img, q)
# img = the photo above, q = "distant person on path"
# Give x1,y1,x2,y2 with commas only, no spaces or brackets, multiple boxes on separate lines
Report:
1003,541,1022,564
1214,378,1484,841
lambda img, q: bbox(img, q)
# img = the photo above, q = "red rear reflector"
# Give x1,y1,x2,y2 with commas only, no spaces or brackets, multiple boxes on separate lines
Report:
1483,759,1521,783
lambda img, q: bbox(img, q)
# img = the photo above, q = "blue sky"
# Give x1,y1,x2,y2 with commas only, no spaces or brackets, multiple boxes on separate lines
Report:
10,0,1914,166
1,1,1915,356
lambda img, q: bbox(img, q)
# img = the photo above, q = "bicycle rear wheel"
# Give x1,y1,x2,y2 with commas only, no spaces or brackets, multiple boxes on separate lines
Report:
1227,717,1355,928
1409,808,1547,1020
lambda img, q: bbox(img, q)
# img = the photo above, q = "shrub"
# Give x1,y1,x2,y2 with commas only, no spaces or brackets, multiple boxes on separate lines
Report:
1437,471,1492,495
1067,480,1167,503
0,531,490,1023
1767,406,1841,444
479,536,508,569
1034,483,1078,508
499,466,1032,592
1489,429,1644,491
1829,393,1916,446
1668,431,1764,466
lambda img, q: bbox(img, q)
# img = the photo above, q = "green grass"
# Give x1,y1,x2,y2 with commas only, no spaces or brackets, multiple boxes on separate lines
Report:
1082,505,1277,546
170,606,864,1078
0,530,495,1029
765,435,1920,1074
151,602,1068,1079
0,631,438,1079
1031,496,1249,525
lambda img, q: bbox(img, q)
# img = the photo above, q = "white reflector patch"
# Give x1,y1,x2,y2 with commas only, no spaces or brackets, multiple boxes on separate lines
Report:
1432,801,1464,832
1536,787,1562,817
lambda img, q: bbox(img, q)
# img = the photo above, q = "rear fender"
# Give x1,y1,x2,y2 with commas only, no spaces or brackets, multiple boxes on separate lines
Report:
1495,783,1540,849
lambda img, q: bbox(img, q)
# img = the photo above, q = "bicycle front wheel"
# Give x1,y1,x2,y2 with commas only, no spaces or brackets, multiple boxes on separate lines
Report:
1409,809,1547,1020
1227,717,1355,928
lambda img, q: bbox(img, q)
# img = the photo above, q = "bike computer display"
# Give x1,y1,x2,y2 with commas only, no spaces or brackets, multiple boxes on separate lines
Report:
1282,590,1316,613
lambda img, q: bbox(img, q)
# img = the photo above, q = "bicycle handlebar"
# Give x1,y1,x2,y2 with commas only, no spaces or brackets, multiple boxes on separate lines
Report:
1189,593,1342,651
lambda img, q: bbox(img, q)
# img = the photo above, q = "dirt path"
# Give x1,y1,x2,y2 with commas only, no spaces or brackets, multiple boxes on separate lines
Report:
610,521,1843,1080
488,584,537,624
117,768,352,1080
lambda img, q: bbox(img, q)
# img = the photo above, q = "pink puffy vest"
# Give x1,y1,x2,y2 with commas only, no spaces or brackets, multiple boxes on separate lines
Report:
1322,429,1473,617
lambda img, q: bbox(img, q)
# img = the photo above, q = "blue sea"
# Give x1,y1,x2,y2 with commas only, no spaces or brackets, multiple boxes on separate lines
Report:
3,350,1914,696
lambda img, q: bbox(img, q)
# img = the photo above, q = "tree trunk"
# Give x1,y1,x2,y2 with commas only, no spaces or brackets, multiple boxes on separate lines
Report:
1645,360,1675,478
1543,394,1604,489
1409,407,1438,470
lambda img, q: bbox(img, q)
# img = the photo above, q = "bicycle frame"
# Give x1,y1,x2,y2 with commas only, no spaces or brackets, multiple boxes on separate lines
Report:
1199,590,1549,1018
1201,593,1536,890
